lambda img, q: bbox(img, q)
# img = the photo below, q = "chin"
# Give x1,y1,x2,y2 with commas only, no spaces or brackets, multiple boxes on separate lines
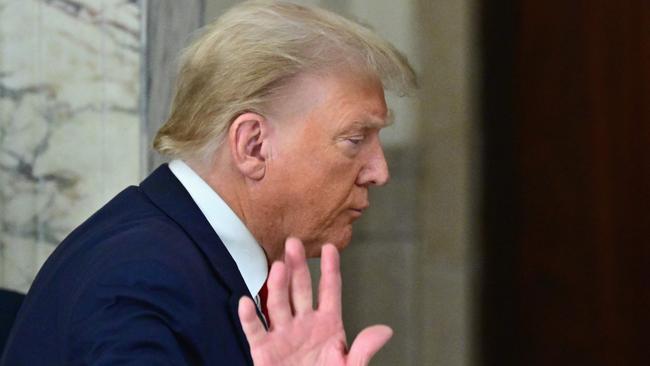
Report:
326,225,353,252
303,226,353,257
335,234,352,251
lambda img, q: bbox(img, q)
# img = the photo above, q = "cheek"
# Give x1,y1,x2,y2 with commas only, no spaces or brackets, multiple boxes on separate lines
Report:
302,174,355,210
292,157,357,198
291,179,352,229
275,145,361,216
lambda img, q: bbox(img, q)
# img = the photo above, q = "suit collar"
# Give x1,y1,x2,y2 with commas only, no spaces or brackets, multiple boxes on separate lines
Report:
140,164,269,343
139,164,251,298
167,159,268,300
140,164,265,361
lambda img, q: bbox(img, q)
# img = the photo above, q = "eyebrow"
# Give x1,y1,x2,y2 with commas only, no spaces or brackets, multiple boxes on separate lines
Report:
348,109,395,131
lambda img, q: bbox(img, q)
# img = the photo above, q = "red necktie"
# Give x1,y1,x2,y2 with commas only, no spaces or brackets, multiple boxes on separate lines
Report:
259,281,270,328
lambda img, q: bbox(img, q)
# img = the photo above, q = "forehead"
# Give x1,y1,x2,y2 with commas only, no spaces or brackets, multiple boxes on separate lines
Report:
323,74,389,128
270,70,388,128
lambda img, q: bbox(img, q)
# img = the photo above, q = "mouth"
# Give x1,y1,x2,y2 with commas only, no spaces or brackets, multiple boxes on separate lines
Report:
349,203,369,217
348,210,363,221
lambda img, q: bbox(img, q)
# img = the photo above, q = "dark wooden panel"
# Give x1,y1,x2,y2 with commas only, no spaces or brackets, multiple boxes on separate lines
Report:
478,0,521,363
481,0,649,365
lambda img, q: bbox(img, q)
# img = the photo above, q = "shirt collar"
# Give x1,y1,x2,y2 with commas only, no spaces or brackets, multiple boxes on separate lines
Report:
168,159,268,298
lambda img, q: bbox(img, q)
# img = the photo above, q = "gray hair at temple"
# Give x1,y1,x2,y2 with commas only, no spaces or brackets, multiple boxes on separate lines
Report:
153,0,417,163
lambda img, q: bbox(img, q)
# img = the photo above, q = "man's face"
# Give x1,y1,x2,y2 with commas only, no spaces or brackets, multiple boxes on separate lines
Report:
262,71,390,257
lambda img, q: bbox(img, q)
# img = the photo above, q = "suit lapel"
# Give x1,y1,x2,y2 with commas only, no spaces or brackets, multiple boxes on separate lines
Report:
139,164,256,363
229,294,255,365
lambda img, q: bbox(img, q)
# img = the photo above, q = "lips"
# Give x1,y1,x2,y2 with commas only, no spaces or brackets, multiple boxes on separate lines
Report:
349,203,369,216
354,201,369,209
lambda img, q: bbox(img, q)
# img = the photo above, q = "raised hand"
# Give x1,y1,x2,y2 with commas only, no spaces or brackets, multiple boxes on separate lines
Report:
238,237,392,365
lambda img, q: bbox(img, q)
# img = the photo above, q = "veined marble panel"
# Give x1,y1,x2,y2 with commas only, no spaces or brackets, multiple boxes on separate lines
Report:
0,0,143,293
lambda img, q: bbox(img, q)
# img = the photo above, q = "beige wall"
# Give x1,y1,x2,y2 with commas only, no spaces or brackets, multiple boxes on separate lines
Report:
412,0,480,364
204,1,481,365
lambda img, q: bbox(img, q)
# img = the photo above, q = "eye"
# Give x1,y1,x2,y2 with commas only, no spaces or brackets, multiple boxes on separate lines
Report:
346,136,365,145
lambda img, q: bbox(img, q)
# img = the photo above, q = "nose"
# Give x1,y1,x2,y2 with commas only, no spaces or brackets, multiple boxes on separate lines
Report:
356,137,390,187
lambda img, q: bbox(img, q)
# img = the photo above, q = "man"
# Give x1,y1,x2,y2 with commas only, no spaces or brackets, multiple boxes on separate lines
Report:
1,1,416,365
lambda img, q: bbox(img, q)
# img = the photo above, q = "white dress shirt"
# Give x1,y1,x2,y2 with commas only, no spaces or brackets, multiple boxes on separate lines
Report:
168,160,268,303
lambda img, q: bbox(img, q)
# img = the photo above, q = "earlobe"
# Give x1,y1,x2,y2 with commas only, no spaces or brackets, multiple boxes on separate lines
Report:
228,112,270,180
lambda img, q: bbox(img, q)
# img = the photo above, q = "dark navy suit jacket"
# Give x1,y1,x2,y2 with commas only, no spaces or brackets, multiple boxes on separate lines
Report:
1,164,256,365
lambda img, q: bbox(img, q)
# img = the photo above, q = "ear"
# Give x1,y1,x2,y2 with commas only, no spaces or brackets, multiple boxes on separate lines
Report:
228,112,271,180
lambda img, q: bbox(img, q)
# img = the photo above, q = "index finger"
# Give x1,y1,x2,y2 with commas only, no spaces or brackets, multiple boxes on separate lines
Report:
238,296,266,346
317,244,342,317
285,237,313,314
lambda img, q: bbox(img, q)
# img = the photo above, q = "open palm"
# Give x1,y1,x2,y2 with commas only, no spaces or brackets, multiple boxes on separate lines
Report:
238,238,392,365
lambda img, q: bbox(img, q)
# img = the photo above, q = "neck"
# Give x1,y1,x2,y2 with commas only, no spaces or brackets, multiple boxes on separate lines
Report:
186,158,285,262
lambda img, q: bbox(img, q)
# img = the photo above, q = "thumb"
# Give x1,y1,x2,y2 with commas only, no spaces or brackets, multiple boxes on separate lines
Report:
346,325,393,366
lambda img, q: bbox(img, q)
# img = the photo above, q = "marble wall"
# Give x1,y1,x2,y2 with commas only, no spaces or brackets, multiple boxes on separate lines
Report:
0,0,143,293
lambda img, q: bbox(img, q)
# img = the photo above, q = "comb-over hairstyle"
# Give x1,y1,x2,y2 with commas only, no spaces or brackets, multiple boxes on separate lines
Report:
153,0,417,162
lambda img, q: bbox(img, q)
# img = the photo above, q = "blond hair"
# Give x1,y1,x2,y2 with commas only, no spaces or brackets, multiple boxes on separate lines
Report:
153,0,417,162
